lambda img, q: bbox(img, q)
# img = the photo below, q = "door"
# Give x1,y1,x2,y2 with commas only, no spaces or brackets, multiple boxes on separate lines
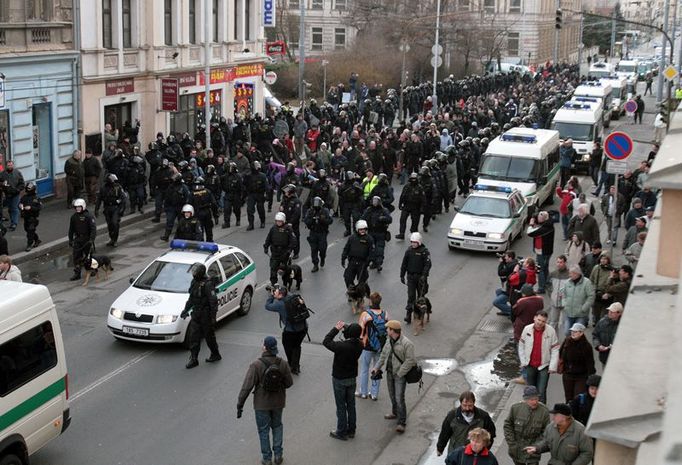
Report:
218,253,244,316
32,103,53,196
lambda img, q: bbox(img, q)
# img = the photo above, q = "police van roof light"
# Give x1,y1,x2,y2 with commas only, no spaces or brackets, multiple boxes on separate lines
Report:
500,134,537,143
170,240,220,253
573,97,599,102
474,184,513,193
563,103,592,110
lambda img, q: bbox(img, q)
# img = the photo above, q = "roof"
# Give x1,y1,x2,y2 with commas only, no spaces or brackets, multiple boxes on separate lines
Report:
574,82,612,97
469,185,521,199
157,243,235,265
647,101,682,190
553,102,602,123
0,281,53,328
485,128,560,158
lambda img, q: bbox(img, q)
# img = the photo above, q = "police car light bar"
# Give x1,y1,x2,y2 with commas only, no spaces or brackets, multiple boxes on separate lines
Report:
170,240,220,253
583,81,603,87
573,97,599,102
500,134,537,143
473,184,513,193
563,103,592,110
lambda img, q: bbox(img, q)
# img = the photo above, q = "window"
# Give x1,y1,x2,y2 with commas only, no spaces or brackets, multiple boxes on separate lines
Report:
234,252,252,268
102,0,113,49
164,0,173,45
458,0,470,9
0,0,9,22
311,0,323,9
289,0,300,8
509,0,521,13
207,262,223,283
483,0,495,13
0,322,58,397
334,0,346,10
311,27,322,51
213,0,219,42
507,32,519,56
334,27,345,49
245,0,250,40
133,261,193,293
219,254,243,279
29,0,51,20
233,0,238,40
122,0,132,48
189,0,196,44
0,110,11,166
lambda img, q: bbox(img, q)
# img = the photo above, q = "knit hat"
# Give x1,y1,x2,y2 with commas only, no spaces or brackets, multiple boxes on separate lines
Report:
264,336,278,354
523,386,540,399
549,403,572,416
586,374,602,387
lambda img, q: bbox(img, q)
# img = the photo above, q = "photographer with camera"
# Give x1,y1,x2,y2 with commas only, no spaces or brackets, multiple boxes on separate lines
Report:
323,321,364,440
527,211,555,294
265,284,307,375
493,251,519,316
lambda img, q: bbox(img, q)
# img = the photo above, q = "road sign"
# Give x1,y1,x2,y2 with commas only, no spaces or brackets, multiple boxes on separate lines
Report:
606,159,628,175
264,71,277,85
663,64,679,81
624,99,638,113
431,55,443,68
604,131,634,161
431,44,443,56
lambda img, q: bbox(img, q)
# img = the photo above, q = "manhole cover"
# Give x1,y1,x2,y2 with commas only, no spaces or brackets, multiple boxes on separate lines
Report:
478,319,511,333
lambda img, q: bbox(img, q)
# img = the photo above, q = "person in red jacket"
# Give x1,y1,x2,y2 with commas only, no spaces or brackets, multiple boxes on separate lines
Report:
556,185,576,241
306,125,321,153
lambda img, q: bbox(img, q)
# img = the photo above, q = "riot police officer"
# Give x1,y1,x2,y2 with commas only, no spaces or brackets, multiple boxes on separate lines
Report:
95,174,126,247
418,166,434,233
338,170,364,236
396,172,425,239
303,196,333,272
126,154,147,214
151,158,173,223
161,174,190,241
175,204,203,241
280,184,302,259
68,198,96,281
399,232,432,324
220,162,244,228
204,165,222,208
191,177,218,242
304,169,332,214
341,220,375,290
19,182,42,252
264,212,297,285
368,172,395,212
244,161,269,230
280,161,301,201
362,196,392,272
180,263,221,369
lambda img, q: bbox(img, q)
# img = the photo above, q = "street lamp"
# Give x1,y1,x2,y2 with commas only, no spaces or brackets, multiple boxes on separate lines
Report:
399,39,410,122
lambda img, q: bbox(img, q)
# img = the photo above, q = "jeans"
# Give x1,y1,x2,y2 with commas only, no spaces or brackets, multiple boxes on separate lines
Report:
332,377,357,436
525,366,550,404
561,214,570,241
493,288,511,315
536,254,551,293
358,349,381,397
255,409,283,462
386,371,407,426
563,315,588,336
4,195,20,227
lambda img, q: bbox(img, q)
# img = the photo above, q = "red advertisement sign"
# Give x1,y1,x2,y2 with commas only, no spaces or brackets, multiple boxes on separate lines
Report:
198,63,265,85
195,90,222,108
234,83,254,118
105,78,134,96
266,41,286,56
161,78,179,112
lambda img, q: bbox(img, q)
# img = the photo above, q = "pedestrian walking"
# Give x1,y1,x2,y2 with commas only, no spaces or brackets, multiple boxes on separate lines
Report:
190,177,218,242
221,162,244,228
341,219,374,291
265,285,307,375
361,196,392,271
546,255,570,330
634,95,645,124
570,374,601,426
371,320,417,433
244,161,269,230
64,150,85,208
445,428,499,465
524,403,594,464
592,302,622,366
519,310,560,404
396,172,425,239
0,160,25,231
644,73,653,96
323,321,364,441
566,205,600,247
279,185,302,259
0,255,22,282
237,336,294,465
437,390,497,456
558,323,596,402
18,182,42,252
303,196,333,272
95,174,126,248
160,174,191,241
559,140,576,188
560,265,595,336
503,386,550,465
400,232,431,324
180,263,221,368
356,291,388,400
67,198,96,281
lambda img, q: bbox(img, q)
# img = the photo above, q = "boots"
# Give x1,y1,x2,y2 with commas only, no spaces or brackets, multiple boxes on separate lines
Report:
186,357,199,369
69,270,81,281
205,353,222,363
246,224,254,231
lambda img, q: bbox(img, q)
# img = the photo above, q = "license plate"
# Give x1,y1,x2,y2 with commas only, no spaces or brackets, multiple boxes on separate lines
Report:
122,326,149,337
464,239,481,246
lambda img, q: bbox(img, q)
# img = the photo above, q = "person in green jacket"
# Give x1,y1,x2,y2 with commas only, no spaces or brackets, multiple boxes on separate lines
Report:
561,265,595,336
504,386,550,465
589,253,612,326
525,403,593,465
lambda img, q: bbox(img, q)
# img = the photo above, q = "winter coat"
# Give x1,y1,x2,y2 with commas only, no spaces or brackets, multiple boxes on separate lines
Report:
527,221,555,256
0,265,22,282
533,418,594,465
562,276,595,319
512,296,545,341
564,238,590,269
504,402,550,463
237,351,294,411
376,334,416,377
567,215,600,247
445,444,499,465
437,406,497,454
546,268,570,308
559,335,596,377
519,323,560,371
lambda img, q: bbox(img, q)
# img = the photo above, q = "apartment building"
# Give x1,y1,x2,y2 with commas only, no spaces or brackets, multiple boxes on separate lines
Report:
0,0,79,197
280,0,355,55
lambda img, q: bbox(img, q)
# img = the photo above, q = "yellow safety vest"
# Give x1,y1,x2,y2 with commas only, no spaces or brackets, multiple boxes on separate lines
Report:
362,177,379,199
676,88,682,100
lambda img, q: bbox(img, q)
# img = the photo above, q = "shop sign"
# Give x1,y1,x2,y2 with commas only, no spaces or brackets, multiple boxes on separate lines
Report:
266,41,286,56
233,63,264,79
161,78,179,112
195,90,222,107
176,73,198,88
263,0,276,27
199,63,265,85
105,78,134,96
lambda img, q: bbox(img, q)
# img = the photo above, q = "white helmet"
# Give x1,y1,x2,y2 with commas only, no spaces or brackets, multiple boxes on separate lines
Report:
73,198,86,209
275,212,286,222
355,220,368,230
410,232,422,244
181,204,195,215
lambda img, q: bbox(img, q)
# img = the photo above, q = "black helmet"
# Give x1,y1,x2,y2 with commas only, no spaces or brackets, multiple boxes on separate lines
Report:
172,173,183,183
162,158,170,167
378,173,388,184
419,166,430,176
25,182,36,193
191,263,207,279
228,162,237,173
177,160,188,170
313,196,324,208
409,172,418,181
284,184,297,195
132,155,144,164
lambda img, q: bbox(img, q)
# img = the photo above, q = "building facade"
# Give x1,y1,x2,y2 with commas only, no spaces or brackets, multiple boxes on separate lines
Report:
79,0,268,158
0,0,79,197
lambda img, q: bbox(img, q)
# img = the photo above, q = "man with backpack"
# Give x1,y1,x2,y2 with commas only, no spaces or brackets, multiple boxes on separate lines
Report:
323,321,364,441
357,292,388,400
237,336,294,465
265,285,308,375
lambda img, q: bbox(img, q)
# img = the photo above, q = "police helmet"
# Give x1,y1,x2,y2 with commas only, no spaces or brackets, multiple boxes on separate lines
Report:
148,141,158,151
167,134,176,144
378,173,388,183
318,169,326,178
355,219,368,231
371,196,382,207
107,173,118,183
132,155,144,164
177,160,189,170
25,182,36,193
162,158,170,168
181,204,195,216
172,173,183,183
503,123,512,131
194,176,205,186
191,263,207,279
313,196,324,208
410,232,422,244
346,170,355,180
253,161,261,170
284,184,297,195
206,164,215,174
275,212,286,222
419,166,430,176
73,198,86,210
481,137,490,145
409,172,418,181
228,162,237,172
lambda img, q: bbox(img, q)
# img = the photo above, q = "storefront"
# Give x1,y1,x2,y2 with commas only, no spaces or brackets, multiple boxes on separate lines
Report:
0,52,79,197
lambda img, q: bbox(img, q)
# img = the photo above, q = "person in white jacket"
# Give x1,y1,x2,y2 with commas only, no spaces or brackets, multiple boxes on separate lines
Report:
0,255,22,282
654,111,666,144
519,310,559,404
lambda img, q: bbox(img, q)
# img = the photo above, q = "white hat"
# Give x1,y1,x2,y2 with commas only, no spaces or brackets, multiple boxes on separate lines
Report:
410,232,422,244
275,212,286,222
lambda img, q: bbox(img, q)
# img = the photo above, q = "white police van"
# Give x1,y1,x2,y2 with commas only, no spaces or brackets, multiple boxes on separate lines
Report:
448,184,528,252
107,240,257,344
616,59,639,92
572,81,613,128
599,75,629,119
477,128,561,215
588,62,614,79
551,100,603,172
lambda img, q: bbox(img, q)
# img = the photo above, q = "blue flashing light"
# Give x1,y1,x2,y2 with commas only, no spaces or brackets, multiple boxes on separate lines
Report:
474,184,513,193
170,239,220,253
563,103,592,110
500,133,537,143
573,97,599,103
583,81,603,87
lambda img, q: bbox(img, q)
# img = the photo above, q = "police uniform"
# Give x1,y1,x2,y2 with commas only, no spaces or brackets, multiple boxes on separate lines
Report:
191,187,218,242
264,223,297,285
400,243,432,323
175,215,203,241
303,204,333,268
95,179,126,246
338,179,364,235
220,170,244,227
181,267,221,368
19,189,42,251
245,168,269,229
341,232,375,289
162,178,190,241
361,204,393,270
68,208,97,280
281,194,302,257
151,165,173,221
398,180,425,237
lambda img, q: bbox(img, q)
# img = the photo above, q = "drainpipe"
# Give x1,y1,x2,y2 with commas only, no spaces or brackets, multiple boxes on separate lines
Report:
73,0,82,151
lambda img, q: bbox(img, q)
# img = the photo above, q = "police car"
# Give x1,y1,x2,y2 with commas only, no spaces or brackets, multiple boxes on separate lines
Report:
448,185,528,252
107,240,257,344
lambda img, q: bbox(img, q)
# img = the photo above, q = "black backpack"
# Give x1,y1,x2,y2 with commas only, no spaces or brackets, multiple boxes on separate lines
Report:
284,294,312,324
259,357,285,392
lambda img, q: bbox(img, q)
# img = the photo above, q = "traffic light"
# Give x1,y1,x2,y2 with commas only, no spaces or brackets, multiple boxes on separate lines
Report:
555,9,563,29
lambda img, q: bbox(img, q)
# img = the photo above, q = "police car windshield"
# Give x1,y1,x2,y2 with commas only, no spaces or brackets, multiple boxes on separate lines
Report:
134,261,193,293
552,122,594,141
460,196,511,218
479,155,537,182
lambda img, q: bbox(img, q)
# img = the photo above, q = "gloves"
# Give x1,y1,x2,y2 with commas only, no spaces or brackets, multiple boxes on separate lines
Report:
400,276,406,284
237,408,243,419
263,246,269,255
341,258,346,268
180,309,189,319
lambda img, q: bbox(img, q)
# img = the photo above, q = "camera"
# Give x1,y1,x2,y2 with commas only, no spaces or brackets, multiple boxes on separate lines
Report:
371,369,383,380
265,284,273,292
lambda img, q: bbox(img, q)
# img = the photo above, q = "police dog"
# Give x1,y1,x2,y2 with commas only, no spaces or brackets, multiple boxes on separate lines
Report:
82,255,114,286
278,263,303,291
346,281,370,314
411,296,432,336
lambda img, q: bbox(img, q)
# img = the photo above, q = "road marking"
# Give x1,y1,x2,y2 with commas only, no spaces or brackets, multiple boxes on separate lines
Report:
71,350,156,402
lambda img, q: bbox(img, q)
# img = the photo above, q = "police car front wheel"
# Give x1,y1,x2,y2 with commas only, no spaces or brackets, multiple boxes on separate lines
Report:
237,288,253,316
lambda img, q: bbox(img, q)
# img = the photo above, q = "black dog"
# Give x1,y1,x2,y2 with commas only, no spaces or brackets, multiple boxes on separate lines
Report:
82,255,114,286
277,263,303,291
412,296,432,335
346,281,370,314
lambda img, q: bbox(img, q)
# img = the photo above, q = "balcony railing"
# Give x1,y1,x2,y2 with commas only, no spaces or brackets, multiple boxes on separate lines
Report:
31,28,50,43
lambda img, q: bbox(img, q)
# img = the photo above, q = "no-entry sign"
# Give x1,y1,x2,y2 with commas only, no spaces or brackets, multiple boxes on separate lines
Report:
604,131,634,161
